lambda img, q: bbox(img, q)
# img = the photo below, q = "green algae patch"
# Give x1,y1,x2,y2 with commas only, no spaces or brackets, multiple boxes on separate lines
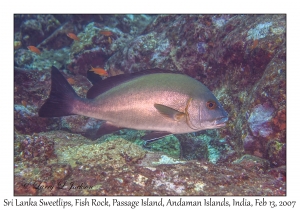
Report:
99,131,181,159
56,138,146,168
146,135,180,158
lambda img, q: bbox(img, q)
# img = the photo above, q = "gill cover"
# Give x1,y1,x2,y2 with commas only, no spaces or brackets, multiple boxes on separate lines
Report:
198,98,228,129
184,98,199,130
154,98,200,130
183,93,228,130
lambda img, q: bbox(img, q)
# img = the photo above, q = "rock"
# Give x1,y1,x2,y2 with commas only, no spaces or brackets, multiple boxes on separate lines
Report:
17,133,56,162
56,137,146,168
266,140,286,167
52,164,72,181
248,103,275,138
14,15,286,196
232,154,270,171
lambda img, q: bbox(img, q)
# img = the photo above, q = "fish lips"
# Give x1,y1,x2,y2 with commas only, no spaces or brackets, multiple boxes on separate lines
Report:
214,115,228,127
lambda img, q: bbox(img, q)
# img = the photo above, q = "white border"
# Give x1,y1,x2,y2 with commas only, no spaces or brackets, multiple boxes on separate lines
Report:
2,1,299,209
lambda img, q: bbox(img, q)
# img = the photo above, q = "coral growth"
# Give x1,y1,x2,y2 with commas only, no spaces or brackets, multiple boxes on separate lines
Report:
14,14,286,196
56,138,146,168
248,102,275,138
19,134,56,162
14,131,285,196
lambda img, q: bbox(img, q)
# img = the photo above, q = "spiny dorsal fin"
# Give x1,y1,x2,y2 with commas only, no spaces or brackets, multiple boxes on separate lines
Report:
87,68,183,99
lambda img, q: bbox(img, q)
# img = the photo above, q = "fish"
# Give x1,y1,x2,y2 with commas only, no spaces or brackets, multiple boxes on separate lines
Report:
67,78,76,85
250,39,259,50
108,36,112,44
27,46,41,55
100,30,113,37
66,33,80,41
90,66,109,76
21,100,27,107
39,66,228,141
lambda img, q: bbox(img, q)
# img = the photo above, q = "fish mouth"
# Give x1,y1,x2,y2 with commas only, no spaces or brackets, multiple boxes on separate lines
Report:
214,116,228,127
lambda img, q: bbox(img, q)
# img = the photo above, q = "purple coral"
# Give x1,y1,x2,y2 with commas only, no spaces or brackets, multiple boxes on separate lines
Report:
20,135,56,161
197,42,207,54
243,134,255,151
247,103,275,137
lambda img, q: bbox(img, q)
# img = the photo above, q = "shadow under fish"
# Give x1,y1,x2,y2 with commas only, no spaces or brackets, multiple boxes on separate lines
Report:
39,66,228,145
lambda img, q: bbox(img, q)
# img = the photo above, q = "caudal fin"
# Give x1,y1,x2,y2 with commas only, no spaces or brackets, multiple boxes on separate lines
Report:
39,66,80,117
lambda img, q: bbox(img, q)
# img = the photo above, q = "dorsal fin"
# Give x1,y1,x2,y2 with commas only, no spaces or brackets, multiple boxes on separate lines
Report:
86,68,183,99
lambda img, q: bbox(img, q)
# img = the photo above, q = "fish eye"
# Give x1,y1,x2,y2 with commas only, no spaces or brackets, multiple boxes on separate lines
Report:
206,101,217,110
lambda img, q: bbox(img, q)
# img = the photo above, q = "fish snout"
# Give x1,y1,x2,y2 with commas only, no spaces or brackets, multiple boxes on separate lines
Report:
215,114,228,127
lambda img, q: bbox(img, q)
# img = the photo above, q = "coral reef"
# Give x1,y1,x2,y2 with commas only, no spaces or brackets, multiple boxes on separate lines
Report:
14,14,286,196
66,22,135,75
56,137,146,168
14,131,285,196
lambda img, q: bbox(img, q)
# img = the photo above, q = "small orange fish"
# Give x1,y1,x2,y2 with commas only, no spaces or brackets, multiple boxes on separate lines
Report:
250,39,259,50
67,78,76,85
27,46,41,55
100,30,113,37
205,21,212,26
67,33,80,41
90,66,108,76
208,41,214,47
21,100,27,107
108,36,112,44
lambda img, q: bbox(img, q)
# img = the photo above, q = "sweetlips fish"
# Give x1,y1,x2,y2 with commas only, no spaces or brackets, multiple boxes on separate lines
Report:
39,66,228,141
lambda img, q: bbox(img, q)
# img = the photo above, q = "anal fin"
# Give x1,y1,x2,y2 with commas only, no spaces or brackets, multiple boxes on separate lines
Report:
84,121,123,140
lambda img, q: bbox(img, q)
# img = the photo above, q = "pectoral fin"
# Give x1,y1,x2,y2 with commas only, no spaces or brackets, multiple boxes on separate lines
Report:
154,104,185,121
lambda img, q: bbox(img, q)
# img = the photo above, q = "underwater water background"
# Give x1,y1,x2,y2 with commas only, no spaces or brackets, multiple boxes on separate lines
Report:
13,14,286,196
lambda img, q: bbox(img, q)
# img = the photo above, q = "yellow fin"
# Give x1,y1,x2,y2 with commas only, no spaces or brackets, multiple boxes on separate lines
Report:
154,104,185,121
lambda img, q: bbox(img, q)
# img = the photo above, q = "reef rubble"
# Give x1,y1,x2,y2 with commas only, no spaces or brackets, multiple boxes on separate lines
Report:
14,14,286,195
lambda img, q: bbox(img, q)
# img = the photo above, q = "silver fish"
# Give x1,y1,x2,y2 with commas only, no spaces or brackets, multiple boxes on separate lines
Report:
39,67,228,140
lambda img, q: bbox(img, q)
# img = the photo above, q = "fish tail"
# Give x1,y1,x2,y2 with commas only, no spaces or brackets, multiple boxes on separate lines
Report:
39,66,80,117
